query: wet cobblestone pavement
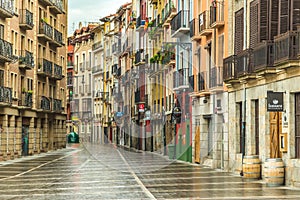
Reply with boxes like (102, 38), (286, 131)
(0, 143), (300, 199)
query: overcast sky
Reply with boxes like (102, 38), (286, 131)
(68, 0), (129, 35)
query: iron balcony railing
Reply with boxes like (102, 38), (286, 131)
(54, 64), (63, 79)
(274, 31), (298, 65)
(18, 92), (32, 107)
(253, 41), (274, 71)
(49, 0), (64, 13)
(189, 18), (199, 38)
(199, 10), (211, 33)
(92, 41), (103, 51)
(39, 96), (51, 110)
(173, 68), (189, 89)
(39, 21), (53, 39)
(0, 0), (14, 18)
(198, 71), (207, 91)
(210, 2), (224, 27)
(189, 75), (195, 91)
(53, 28), (63, 45)
(19, 50), (34, 69)
(223, 55), (236, 81)
(52, 98), (62, 112)
(171, 10), (190, 33)
(19, 9), (34, 29)
(0, 38), (14, 62)
(38, 58), (53, 76)
(92, 64), (102, 73)
(236, 49), (254, 77)
(0, 86), (12, 104)
(209, 66), (223, 88)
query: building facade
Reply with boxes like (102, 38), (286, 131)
(0, 0), (68, 160)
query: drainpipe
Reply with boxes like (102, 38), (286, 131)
(242, 0), (247, 157)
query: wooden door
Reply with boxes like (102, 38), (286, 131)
(270, 112), (282, 158)
(194, 126), (200, 163)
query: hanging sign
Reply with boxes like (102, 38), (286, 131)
(267, 91), (284, 112)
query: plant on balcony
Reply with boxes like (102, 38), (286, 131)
(27, 90), (33, 94)
(148, 20), (154, 27)
(150, 57), (156, 63)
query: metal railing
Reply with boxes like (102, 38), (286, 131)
(0, 38), (14, 61)
(19, 50), (34, 68)
(199, 10), (211, 33)
(223, 55), (236, 81)
(0, 0), (14, 17)
(18, 92), (32, 107)
(274, 31), (298, 64)
(236, 49), (254, 76)
(38, 58), (53, 76)
(54, 64), (63, 79)
(253, 41), (274, 71)
(210, 2), (224, 26)
(39, 21), (53, 39)
(0, 86), (12, 104)
(19, 9), (34, 28)
(209, 66), (223, 88)
(171, 10), (190, 32)
(39, 96), (51, 110)
(53, 28), (63, 45)
(198, 71), (207, 91)
(52, 98), (62, 112)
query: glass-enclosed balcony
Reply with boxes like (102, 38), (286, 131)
(0, 38), (14, 62)
(37, 58), (53, 77)
(38, 21), (53, 42)
(274, 31), (298, 67)
(18, 92), (32, 108)
(49, 0), (65, 14)
(19, 50), (34, 70)
(53, 64), (63, 80)
(0, 86), (12, 106)
(19, 9), (34, 30)
(0, 0), (14, 18)
(171, 10), (190, 38)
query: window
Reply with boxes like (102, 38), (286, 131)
(0, 70), (4, 86)
(0, 25), (4, 39)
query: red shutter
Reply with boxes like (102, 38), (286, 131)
(235, 8), (244, 54)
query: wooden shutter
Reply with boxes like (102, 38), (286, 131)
(270, 112), (282, 158)
(234, 8), (244, 55)
(270, 0), (279, 39)
(279, 0), (289, 34)
(0, 70), (3, 86)
(291, 0), (300, 31)
(295, 93), (300, 158)
(250, 0), (259, 48)
(260, 0), (268, 41)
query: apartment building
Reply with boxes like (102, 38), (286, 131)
(72, 23), (97, 142)
(224, 0), (300, 186)
(0, 0), (68, 160)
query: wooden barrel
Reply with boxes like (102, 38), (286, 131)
(264, 158), (285, 186)
(242, 155), (261, 179)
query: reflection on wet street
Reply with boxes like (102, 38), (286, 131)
(0, 143), (300, 199)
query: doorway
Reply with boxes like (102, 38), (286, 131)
(22, 125), (29, 156)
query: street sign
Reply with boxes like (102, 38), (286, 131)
(267, 91), (284, 112)
(138, 104), (145, 112)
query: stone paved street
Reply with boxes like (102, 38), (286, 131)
(0, 143), (300, 199)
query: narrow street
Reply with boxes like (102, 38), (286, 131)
(0, 144), (300, 200)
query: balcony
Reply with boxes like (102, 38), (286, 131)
(19, 50), (34, 70)
(236, 49), (255, 79)
(53, 64), (63, 80)
(49, 28), (63, 47)
(112, 40), (121, 55)
(52, 98), (62, 112)
(93, 90), (102, 99)
(189, 75), (195, 91)
(49, 0), (65, 14)
(189, 18), (201, 41)
(173, 68), (189, 91)
(253, 41), (276, 74)
(209, 66), (223, 92)
(0, 86), (12, 106)
(19, 9), (34, 30)
(134, 49), (145, 66)
(136, 15), (146, 32)
(198, 72), (208, 92)
(81, 111), (92, 120)
(92, 64), (103, 74)
(92, 41), (103, 51)
(0, 0), (14, 18)
(210, 2), (225, 29)
(171, 10), (190, 38)
(161, 51), (176, 67)
(223, 55), (237, 82)
(164, 0), (177, 24)
(18, 92), (33, 108)
(274, 31), (299, 68)
(38, 0), (52, 7)
(38, 96), (51, 111)
(37, 58), (53, 77)
(0, 38), (14, 62)
(38, 21), (53, 42)
(199, 10), (213, 36)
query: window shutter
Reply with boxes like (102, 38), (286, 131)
(234, 8), (244, 55)
(0, 70), (3, 86)
(280, 0), (289, 34)
(270, 0), (279, 39)
(292, 0), (300, 31)
(260, 0), (268, 41)
(218, 34), (224, 66)
(250, 0), (259, 48)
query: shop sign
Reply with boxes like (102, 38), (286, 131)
(267, 91), (284, 112)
